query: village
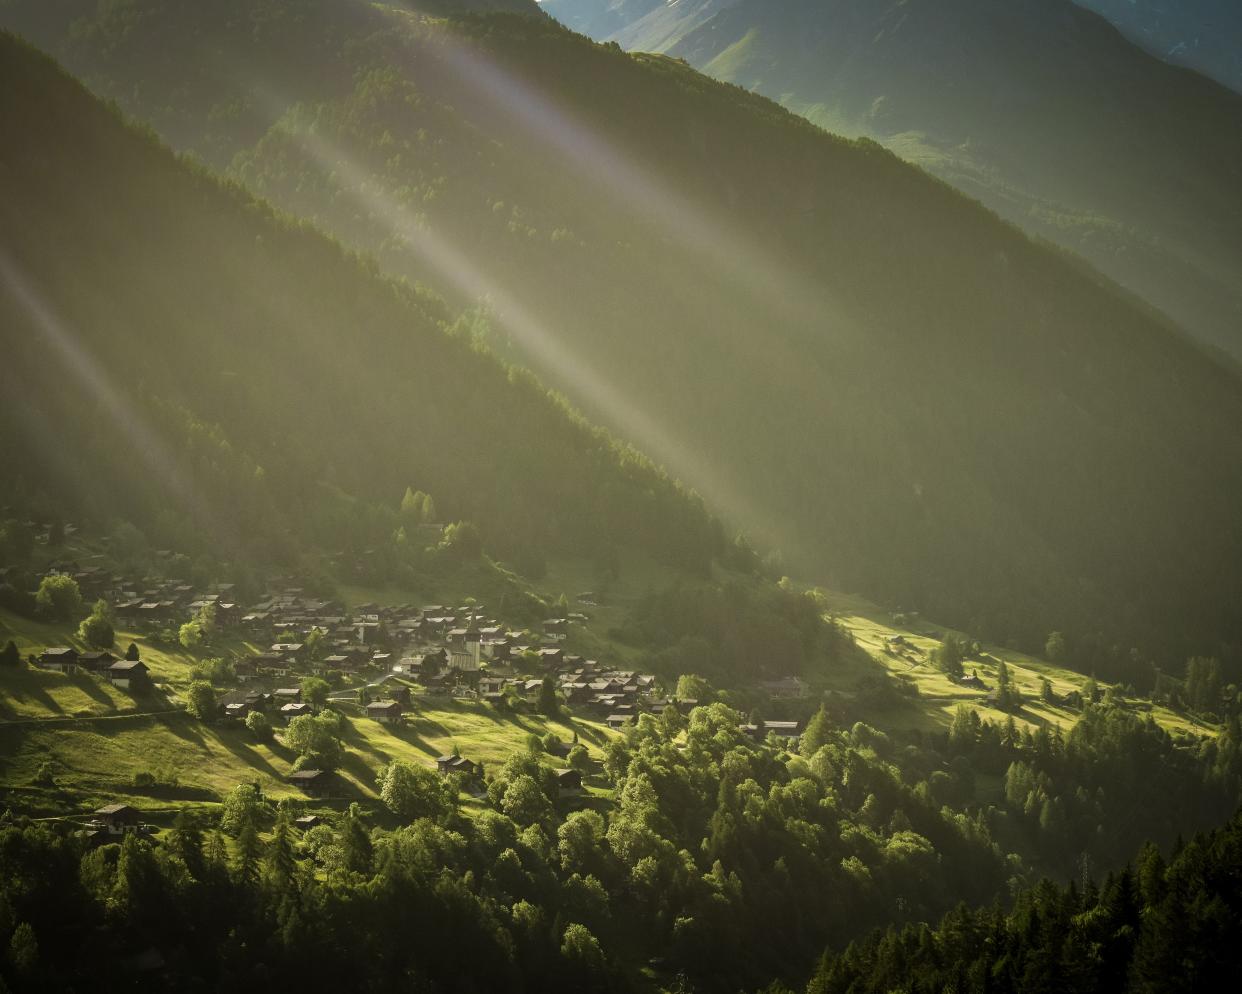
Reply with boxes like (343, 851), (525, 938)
(3, 531), (813, 838)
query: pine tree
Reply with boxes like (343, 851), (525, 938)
(264, 817), (296, 888)
(800, 705), (832, 757)
(234, 823), (261, 886)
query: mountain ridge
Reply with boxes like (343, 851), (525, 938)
(4, 5), (1242, 680)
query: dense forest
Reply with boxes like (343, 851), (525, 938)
(561, 0), (1242, 361)
(810, 807), (1242, 993)
(1, 690), (1237, 992)
(0, 30), (722, 581)
(4, 1), (1242, 684)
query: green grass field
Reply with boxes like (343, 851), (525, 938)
(812, 588), (1215, 738)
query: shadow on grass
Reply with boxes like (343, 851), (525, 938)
(0, 669), (64, 718)
(373, 718), (442, 761)
(69, 673), (115, 708)
(339, 751), (382, 791)
(209, 726), (287, 781)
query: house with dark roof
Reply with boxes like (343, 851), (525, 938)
(366, 700), (405, 725)
(107, 659), (149, 689)
(78, 650), (118, 673)
(280, 702), (312, 721)
(91, 803), (142, 837)
(38, 647), (79, 672)
(436, 755), (480, 779)
(287, 769), (330, 795)
(554, 768), (584, 796)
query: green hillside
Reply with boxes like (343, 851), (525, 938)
(0, 28), (721, 582)
(1077, 0), (1242, 93)
(609, 0), (1242, 360)
(5, 4), (1242, 687)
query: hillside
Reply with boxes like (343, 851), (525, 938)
(1077, 0), (1242, 93)
(570, 0), (1242, 363)
(0, 27), (722, 583)
(5, 5), (1242, 685)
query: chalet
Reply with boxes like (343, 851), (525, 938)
(270, 643), (306, 663)
(761, 720), (801, 740)
(537, 648), (565, 668)
(959, 673), (988, 690)
(253, 653), (289, 677)
(542, 618), (568, 639)
(287, 769), (330, 796)
(273, 687), (303, 704)
(214, 602), (242, 626)
(554, 768), (584, 795)
(366, 700), (405, 725)
(108, 660), (149, 689)
(482, 639), (512, 662)
(321, 654), (353, 673)
(545, 738), (573, 759)
(478, 676), (507, 696)
(78, 650), (118, 673)
(436, 755), (480, 778)
(448, 644), (481, 672)
(241, 611), (272, 631)
(92, 803), (142, 837)
(39, 647), (79, 672)
(591, 693), (625, 714)
(281, 702), (312, 721)
(295, 815), (323, 830)
(605, 713), (633, 730)
(224, 702), (254, 721)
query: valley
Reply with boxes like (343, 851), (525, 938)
(1, 3), (1241, 991)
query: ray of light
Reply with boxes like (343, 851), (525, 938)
(278, 123), (767, 529)
(0, 249), (234, 550)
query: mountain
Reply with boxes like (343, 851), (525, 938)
(0, 27), (722, 583)
(6, 2), (1242, 680)
(544, 0), (736, 52)
(557, 0), (1242, 364)
(540, 0), (663, 39)
(1077, 0), (1242, 94)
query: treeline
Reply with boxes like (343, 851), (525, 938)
(808, 807), (1242, 993)
(612, 580), (863, 684)
(0, 32), (723, 582)
(939, 703), (1242, 878)
(1, 696), (1238, 991)
(0, 703), (1014, 992)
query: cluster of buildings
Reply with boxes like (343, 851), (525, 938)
(35, 646), (150, 689)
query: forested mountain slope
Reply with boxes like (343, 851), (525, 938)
(1076, 0), (1242, 94)
(6, 2), (1242, 680)
(578, 0), (1242, 362)
(811, 807), (1242, 993)
(0, 30), (720, 578)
